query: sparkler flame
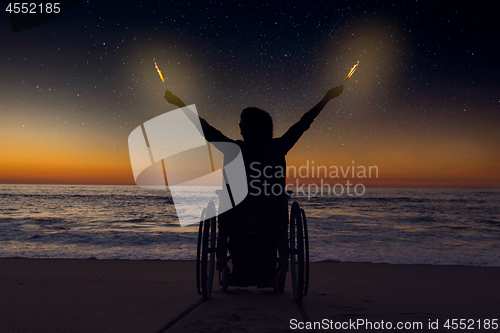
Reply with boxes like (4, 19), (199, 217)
(153, 58), (166, 86)
(345, 61), (359, 81)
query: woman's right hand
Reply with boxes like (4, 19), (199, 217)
(164, 90), (186, 108)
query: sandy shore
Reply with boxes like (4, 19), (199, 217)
(1, 259), (499, 332)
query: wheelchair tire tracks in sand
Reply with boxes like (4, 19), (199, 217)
(162, 287), (310, 332)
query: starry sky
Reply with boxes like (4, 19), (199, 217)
(1, 0), (499, 187)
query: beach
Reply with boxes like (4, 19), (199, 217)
(1, 259), (499, 332)
(1, 186), (499, 331)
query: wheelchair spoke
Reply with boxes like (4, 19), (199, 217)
(290, 202), (305, 304)
(201, 202), (217, 300)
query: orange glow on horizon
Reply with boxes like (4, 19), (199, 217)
(2, 135), (499, 187)
(0, 116), (135, 185)
(1, 104), (499, 187)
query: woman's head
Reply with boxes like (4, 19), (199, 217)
(239, 107), (273, 142)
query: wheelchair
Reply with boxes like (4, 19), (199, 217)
(196, 191), (309, 304)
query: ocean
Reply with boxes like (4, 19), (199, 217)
(0, 185), (499, 266)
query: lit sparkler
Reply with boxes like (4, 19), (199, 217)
(153, 58), (166, 87)
(345, 61), (359, 81)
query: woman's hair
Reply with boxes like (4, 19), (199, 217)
(239, 107), (273, 141)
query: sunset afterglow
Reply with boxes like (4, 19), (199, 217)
(1, 2), (498, 187)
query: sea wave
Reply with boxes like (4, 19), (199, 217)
(1, 185), (499, 266)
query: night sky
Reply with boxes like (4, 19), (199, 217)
(1, 1), (499, 186)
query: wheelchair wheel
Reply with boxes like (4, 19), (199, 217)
(300, 208), (310, 296)
(290, 202), (308, 304)
(196, 208), (206, 295)
(199, 201), (217, 300)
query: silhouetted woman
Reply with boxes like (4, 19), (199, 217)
(165, 86), (343, 285)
